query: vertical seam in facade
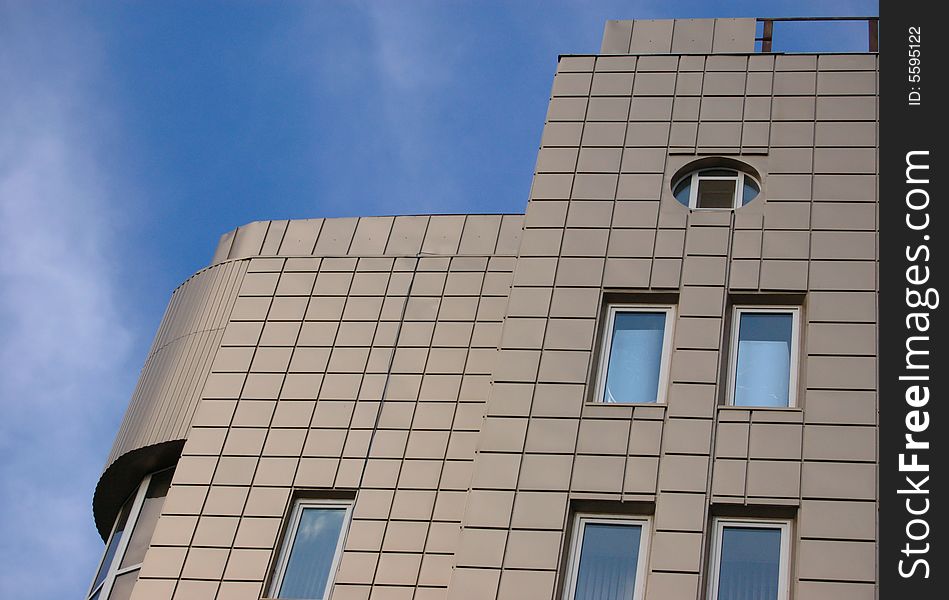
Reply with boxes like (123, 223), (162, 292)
(363, 252), (431, 594)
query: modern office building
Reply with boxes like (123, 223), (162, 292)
(88, 16), (879, 600)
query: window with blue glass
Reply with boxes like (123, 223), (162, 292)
(595, 305), (674, 404)
(270, 500), (352, 600)
(728, 307), (800, 408)
(709, 520), (790, 600)
(564, 516), (650, 600)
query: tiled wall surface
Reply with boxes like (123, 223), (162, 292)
(211, 215), (525, 265)
(97, 19), (878, 600)
(450, 50), (877, 600)
(130, 253), (515, 599)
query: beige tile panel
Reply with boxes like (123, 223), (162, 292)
(552, 72), (592, 97)
(797, 539), (876, 582)
(799, 499), (876, 540)
(748, 423), (802, 460)
(714, 422), (749, 459)
(654, 492), (706, 532)
(815, 122), (877, 147)
(629, 19), (674, 53)
(595, 55), (637, 72)
(804, 390), (876, 425)
(577, 419), (630, 454)
(504, 529), (562, 569)
(711, 458), (746, 497)
(669, 19), (714, 54)
(807, 323), (876, 355)
(649, 531), (704, 572)
(496, 570), (556, 600)
(567, 201), (614, 228)
(745, 460), (800, 498)
(818, 54), (877, 71)
(518, 454), (572, 491)
(541, 121), (583, 146)
(658, 455), (709, 493)
(794, 581), (875, 600)
(557, 56), (595, 73)
(763, 203), (811, 230)
(644, 572), (700, 600)
(662, 418), (712, 455)
(667, 383), (716, 419)
(803, 425), (876, 462)
(817, 96), (876, 121)
(802, 462), (875, 500)
(448, 568), (500, 600)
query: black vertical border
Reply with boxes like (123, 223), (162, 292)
(880, 1), (943, 597)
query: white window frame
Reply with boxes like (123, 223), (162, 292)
(707, 518), (792, 600)
(594, 304), (675, 404)
(269, 499), (353, 600)
(86, 469), (169, 600)
(562, 514), (651, 600)
(674, 168), (760, 210)
(727, 306), (801, 408)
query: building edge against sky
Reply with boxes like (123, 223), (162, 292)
(89, 16), (878, 600)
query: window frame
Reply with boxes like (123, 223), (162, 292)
(673, 168), (761, 210)
(268, 498), (354, 600)
(707, 518), (792, 600)
(562, 514), (652, 600)
(593, 304), (675, 405)
(726, 306), (801, 408)
(86, 468), (170, 600)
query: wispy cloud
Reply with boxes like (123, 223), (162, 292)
(360, 1), (471, 212)
(0, 4), (137, 597)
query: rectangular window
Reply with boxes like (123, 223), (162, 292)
(270, 500), (352, 600)
(709, 519), (791, 600)
(595, 305), (674, 404)
(564, 515), (650, 600)
(728, 307), (800, 407)
(696, 178), (738, 208)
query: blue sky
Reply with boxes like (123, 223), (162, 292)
(0, 1), (876, 597)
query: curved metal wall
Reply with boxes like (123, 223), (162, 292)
(94, 260), (247, 534)
(104, 259), (248, 467)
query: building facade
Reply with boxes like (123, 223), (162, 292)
(88, 17), (879, 600)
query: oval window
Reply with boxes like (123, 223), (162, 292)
(672, 168), (760, 209)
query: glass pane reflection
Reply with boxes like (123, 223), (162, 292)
(734, 313), (793, 407)
(574, 522), (642, 600)
(603, 312), (666, 404)
(718, 526), (782, 600)
(674, 179), (692, 206)
(741, 179), (760, 205)
(120, 469), (173, 569)
(91, 499), (132, 593)
(278, 507), (347, 599)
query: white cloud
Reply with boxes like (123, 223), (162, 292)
(358, 2), (470, 211)
(0, 5), (137, 597)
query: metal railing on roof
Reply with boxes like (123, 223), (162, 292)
(756, 16), (880, 53)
